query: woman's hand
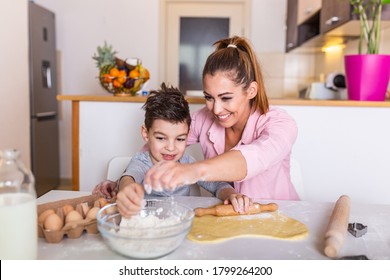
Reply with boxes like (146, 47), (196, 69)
(92, 180), (117, 198)
(144, 161), (200, 192)
(223, 193), (253, 214)
(116, 182), (145, 218)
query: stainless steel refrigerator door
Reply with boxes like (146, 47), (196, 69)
(31, 116), (60, 197)
(29, 2), (60, 196)
(29, 2), (58, 116)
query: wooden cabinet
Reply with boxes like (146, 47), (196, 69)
(321, 0), (390, 35)
(320, 0), (354, 34)
(285, 0), (321, 52)
(286, 0), (390, 52)
(285, 0), (298, 52)
(297, 0), (321, 25)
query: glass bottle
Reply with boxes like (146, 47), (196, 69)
(0, 148), (37, 259)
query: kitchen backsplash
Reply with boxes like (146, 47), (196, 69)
(258, 51), (317, 99)
(262, 28), (390, 99)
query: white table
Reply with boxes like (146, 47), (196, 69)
(37, 190), (390, 260)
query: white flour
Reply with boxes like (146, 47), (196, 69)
(107, 210), (188, 259)
(119, 212), (181, 236)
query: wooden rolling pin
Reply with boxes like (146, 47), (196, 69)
(194, 202), (278, 217)
(324, 195), (351, 258)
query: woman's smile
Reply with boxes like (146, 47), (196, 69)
(216, 112), (232, 122)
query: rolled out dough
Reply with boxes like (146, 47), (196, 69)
(187, 212), (309, 243)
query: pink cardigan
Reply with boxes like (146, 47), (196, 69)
(188, 106), (300, 200)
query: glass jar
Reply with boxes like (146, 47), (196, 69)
(0, 148), (37, 259)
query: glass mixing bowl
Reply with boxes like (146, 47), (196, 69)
(97, 199), (194, 259)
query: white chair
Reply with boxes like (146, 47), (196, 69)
(290, 157), (305, 200)
(106, 156), (201, 196)
(106, 156), (132, 181)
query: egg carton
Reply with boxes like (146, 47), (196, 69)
(37, 194), (115, 243)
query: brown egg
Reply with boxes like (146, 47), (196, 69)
(97, 197), (109, 208)
(79, 202), (90, 217)
(105, 204), (117, 215)
(38, 209), (55, 225)
(65, 210), (83, 223)
(44, 213), (64, 231)
(86, 207), (100, 220)
(62, 204), (74, 216)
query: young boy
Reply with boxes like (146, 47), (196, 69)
(95, 83), (252, 217)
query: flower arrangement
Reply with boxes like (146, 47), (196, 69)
(349, 0), (390, 54)
(92, 42), (150, 95)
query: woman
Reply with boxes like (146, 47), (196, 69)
(144, 36), (299, 200)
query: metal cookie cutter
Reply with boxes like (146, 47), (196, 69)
(340, 255), (369, 260)
(348, 223), (367, 237)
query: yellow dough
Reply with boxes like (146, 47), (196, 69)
(187, 212), (309, 243)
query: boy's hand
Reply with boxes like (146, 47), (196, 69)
(116, 182), (145, 218)
(92, 180), (117, 198)
(224, 194), (253, 214)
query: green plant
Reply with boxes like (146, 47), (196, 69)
(349, 0), (390, 54)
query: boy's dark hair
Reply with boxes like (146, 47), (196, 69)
(142, 83), (191, 130)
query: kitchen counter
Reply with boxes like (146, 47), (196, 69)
(57, 94), (390, 205)
(58, 94), (390, 107)
(37, 190), (390, 260)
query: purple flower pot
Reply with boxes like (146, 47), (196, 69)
(344, 54), (390, 101)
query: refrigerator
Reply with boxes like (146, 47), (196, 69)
(29, 2), (60, 196)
